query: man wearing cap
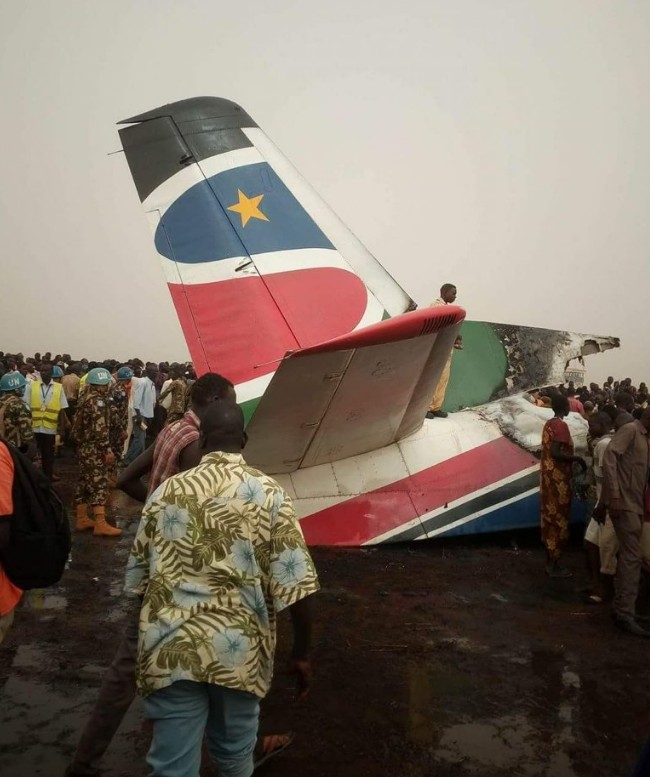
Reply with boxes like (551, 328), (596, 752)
(0, 372), (34, 454)
(23, 363), (68, 481)
(71, 367), (121, 537)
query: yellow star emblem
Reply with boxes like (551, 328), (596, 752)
(227, 189), (269, 227)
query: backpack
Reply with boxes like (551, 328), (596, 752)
(0, 439), (71, 589)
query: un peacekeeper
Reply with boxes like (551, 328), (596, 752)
(109, 367), (133, 461)
(106, 367), (133, 486)
(0, 372), (34, 453)
(71, 367), (122, 537)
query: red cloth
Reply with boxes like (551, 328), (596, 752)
(540, 417), (574, 560)
(568, 397), (584, 414)
(147, 410), (200, 497)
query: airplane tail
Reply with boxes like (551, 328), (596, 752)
(118, 97), (413, 414)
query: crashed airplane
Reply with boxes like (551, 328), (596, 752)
(117, 97), (618, 546)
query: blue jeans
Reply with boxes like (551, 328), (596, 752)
(123, 419), (149, 465)
(143, 680), (260, 777)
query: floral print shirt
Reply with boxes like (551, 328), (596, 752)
(125, 451), (319, 699)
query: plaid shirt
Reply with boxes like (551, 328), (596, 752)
(148, 410), (200, 497)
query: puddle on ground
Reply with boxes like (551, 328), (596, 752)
(21, 590), (68, 611)
(0, 669), (146, 776)
(407, 647), (581, 776)
(437, 714), (536, 770)
(11, 644), (49, 669)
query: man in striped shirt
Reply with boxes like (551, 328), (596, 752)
(118, 373), (235, 502)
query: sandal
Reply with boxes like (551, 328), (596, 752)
(254, 732), (295, 769)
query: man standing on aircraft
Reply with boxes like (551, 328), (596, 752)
(426, 283), (462, 420)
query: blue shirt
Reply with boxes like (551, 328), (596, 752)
(131, 377), (156, 419)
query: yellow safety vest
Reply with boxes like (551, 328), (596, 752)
(30, 381), (63, 431)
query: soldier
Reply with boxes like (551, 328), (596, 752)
(158, 365), (188, 425)
(71, 367), (122, 537)
(0, 372), (34, 453)
(108, 367), (133, 479)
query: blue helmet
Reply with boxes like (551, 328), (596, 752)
(0, 371), (27, 393)
(87, 367), (112, 386)
(52, 365), (64, 378)
(117, 366), (134, 381)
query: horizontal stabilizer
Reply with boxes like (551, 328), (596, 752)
(244, 306), (465, 474)
(443, 321), (620, 412)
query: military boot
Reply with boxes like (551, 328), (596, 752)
(75, 503), (95, 532)
(92, 506), (122, 537)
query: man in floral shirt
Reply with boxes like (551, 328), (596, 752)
(125, 401), (319, 777)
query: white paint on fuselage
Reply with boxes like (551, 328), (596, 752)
(279, 395), (588, 533)
(276, 408), (500, 509)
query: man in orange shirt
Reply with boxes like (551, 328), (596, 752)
(0, 440), (22, 644)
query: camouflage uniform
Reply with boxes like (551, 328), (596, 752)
(108, 382), (130, 459)
(72, 387), (112, 506)
(0, 393), (34, 450)
(163, 378), (188, 425)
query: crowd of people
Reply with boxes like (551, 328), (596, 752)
(0, 349), (319, 777)
(536, 377), (650, 637)
(1, 346), (649, 774)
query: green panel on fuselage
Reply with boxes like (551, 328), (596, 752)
(241, 397), (260, 426)
(442, 322), (508, 412)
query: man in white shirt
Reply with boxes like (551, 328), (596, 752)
(123, 366), (157, 466)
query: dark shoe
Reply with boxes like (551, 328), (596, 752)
(634, 613), (650, 624)
(425, 411), (435, 419)
(614, 616), (650, 637)
(432, 411), (448, 418)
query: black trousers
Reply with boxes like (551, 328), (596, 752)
(35, 432), (56, 480)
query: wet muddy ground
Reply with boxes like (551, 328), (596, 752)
(1, 455), (648, 777)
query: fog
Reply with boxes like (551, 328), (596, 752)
(1, 1), (647, 384)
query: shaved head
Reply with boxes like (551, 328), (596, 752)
(199, 401), (246, 454)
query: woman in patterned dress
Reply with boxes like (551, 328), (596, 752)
(540, 393), (586, 577)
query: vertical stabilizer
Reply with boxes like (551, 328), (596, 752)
(118, 97), (412, 407)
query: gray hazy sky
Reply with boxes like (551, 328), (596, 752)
(1, 1), (647, 384)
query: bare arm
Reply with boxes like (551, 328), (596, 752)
(117, 445), (155, 503)
(288, 595), (314, 701)
(551, 441), (585, 467)
(289, 595), (313, 659)
(178, 439), (202, 472)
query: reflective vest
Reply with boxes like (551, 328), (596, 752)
(30, 381), (63, 431)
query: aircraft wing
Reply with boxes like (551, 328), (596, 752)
(244, 306), (465, 474)
(442, 321), (620, 412)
